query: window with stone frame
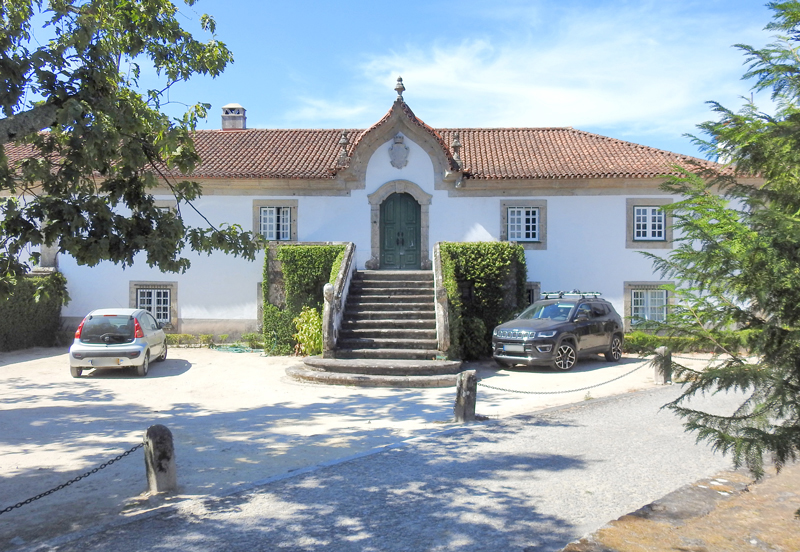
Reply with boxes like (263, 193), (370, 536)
(252, 200), (298, 242)
(500, 200), (547, 250)
(626, 198), (673, 249)
(130, 281), (178, 329)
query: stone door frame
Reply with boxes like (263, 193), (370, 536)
(366, 180), (432, 270)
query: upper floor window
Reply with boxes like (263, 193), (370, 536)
(634, 206), (665, 241)
(507, 207), (539, 241)
(626, 198), (672, 249)
(260, 206), (291, 241)
(500, 200), (547, 250)
(252, 200), (298, 242)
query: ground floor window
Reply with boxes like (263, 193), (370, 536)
(623, 281), (672, 331)
(631, 289), (667, 324)
(137, 289), (171, 324)
(526, 282), (541, 305)
(130, 281), (178, 329)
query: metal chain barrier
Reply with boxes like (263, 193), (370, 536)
(0, 442), (144, 516)
(477, 362), (649, 395)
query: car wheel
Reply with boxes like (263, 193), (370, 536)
(605, 335), (623, 362)
(156, 341), (167, 362)
(552, 342), (577, 371)
(70, 366), (82, 378)
(136, 353), (150, 377)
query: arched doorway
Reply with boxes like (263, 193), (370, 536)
(380, 192), (421, 269)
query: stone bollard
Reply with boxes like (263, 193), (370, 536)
(654, 346), (672, 385)
(453, 370), (478, 422)
(144, 424), (177, 494)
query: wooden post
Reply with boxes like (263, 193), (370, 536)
(144, 424), (177, 494)
(454, 370), (477, 422)
(654, 346), (672, 385)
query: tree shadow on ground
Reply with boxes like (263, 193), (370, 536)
(54, 427), (588, 552)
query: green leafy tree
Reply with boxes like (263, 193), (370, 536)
(648, 2), (800, 479)
(0, 0), (258, 296)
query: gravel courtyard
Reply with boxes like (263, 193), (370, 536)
(1, 346), (664, 549)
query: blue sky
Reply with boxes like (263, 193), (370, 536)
(151, 0), (775, 158)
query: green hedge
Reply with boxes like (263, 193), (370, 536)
(622, 329), (760, 354)
(440, 242), (527, 360)
(262, 244), (346, 355)
(0, 272), (69, 351)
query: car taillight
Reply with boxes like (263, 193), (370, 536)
(134, 318), (144, 338)
(75, 319), (86, 339)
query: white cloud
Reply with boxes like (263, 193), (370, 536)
(279, 2), (772, 144)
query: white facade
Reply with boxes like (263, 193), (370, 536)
(58, 99), (690, 335)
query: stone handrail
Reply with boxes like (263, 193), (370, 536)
(432, 243), (451, 354)
(322, 242), (356, 358)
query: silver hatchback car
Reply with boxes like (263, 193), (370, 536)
(69, 308), (168, 378)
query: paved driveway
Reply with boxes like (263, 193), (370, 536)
(0, 347), (665, 550)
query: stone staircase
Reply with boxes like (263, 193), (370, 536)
(337, 270), (440, 360)
(291, 270), (462, 387)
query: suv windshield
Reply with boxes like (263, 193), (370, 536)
(517, 301), (576, 321)
(80, 315), (135, 344)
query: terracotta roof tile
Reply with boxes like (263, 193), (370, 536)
(3, 123), (724, 181)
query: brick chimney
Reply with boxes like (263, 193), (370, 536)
(221, 103), (246, 130)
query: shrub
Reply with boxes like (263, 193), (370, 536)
(293, 306), (323, 356)
(199, 334), (214, 346)
(262, 304), (295, 355)
(241, 332), (264, 349)
(0, 272), (69, 351)
(439, 242), (527, 360)
(262, 244), (345, 355)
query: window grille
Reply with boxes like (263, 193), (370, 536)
(634, 206), (665, 240)
(137, 289), (171, 323)
(260, 207), (291, 240)
(631, 289), (667, 323)
(508, 207), (538, 241)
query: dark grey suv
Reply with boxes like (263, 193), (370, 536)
(491, 292), (624, 370)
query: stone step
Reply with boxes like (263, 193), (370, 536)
(338, 337), (439, 350)
(302, 356), (461, 376)
(346, 302), (434, 312)
(344, 310), (436, 321)
(334, 348), (442, 360)
(354, 272), (433, 283)
(351, 286), (433, 295)
(352, 278), (433, 286)
(286, 364), (458, 388)
(341, 319), (436, 329)
(339, 328), (437, 340)
(347, 294), (432, 304)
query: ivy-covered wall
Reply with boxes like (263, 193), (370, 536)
(439, 242), (527, 360)
(262, 243), (345, 354)
(0, 271), (69, 351)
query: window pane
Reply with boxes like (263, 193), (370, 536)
(138, 289), (170, 323)
(277, 207), (291, 241)
(634, 206), (665, 240)
(260, 207), (276, 240)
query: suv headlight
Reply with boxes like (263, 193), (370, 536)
(536, 331), (557, 338)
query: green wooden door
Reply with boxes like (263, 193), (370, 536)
(380, 193), (421, 270)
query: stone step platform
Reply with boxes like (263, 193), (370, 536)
(347, 294), (433, 304)
(354, 270), (433, 282)
(287, 357), (462, 388)
(334, 347), (442, 360)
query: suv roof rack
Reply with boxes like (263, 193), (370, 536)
(541, 290), (602, 299)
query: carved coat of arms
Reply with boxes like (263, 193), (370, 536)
(388, 133), (409, 169)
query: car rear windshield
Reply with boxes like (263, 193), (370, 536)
(518, 302), (576, 321)
(80, 315), (136, 344)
